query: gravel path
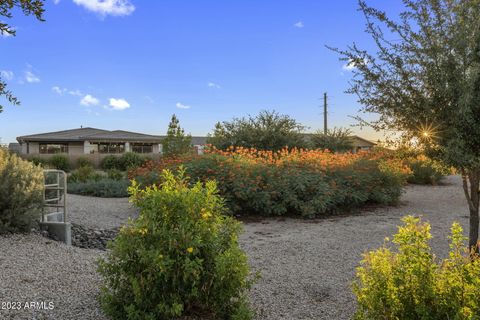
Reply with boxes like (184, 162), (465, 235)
(67, 194), (137, 229)
(0, 176), (470, 319)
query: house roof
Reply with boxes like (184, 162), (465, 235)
(302, 133), (376, 147)
(17, 127), (164, 143)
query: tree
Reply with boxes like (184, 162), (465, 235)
(310, 127), (354, 152)
(331, 0), (480, 249)
(162, 114), (192, 156)
(207, 110), (308, 151)
(0, 0), (45, 112)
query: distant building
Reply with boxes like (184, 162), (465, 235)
(16, 127), (208, 155)
(349, 135), (377, 153)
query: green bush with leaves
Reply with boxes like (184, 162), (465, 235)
(0, 148), (43, 233)
(68, 178), (129, 198)
(310, 127), (354, 152)
(48, 154), (70, 171)
(98, 168), (253, 319)
(101, 155), (120, 171)
(29, 156), (48, 167)
(353, 216), (480, 320)
(76, 157), (93, 168)
(107, 168), (124, 180)
(118, 152), (146, 170)
(68, 166), (104, 183)
(406, 157), (450, 185)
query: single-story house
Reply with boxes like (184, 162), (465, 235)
(16, 127), (208, 155)
(350, 135), (377, 152)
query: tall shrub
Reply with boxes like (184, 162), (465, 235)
(162, 114), (192, 157)
(48, 154), (70, 171)
(353, 216), (480, 320)
(98, 168), (253, 319)
(0, 148), (43, 233)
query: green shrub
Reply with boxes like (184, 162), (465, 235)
(98, 168), (253, 319)
(76, 157), (93, 168)
(30, 156), (48, 167)
(107, 169), (124, 180)
(0, 148), (43, 233)
(68, 179), (129, 198)
(101, 155), (120, 170)
(48, 154), (70, 171)
(406, 157), (449, 185)
(131, 151), (408, 217)
(68, 166), (104, 183)
(118, 152), (145, 170)
(353, 216), (480, 320)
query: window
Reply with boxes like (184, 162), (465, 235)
(39, 143), (69, 154)
(131, 143), (153, 153)
(96, 143), (125, 154)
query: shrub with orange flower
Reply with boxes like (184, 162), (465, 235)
(131, 146), (409, 217)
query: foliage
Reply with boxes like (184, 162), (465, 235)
(101, 153), (147, 171)
(98, 168), (253, 319)
(131, 147), (409, 217)
(405, 156), (450, 185)
(68, 179), (129, 198)
(101, 155), (120, 171)
(331, 0), (480, 247)
(207, 110), (308, 151)
(107, 169), (124, 181)
(29, 156), (48, 167)
(68, 166), (104, 183)
(76, 157), (93, 168)
(353, 216), (480, 320)
(162, 114), (192, 157)
(118, 152), (146, 170)
(310, 127), (354, 152)
(0, 148), (43, 233)
(0, 0), (45, 112)
(48, 154), (70, 172)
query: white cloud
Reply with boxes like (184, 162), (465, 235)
(80, 94), (100, 106)
(342, 58), (369, 71)
(25, 70), (40, 83)
(176, 102), (190, 109)
(108, 98), (130, 110)
(52, 86), (65, 95)
(73, 0), (135, 16)
(207, 82), (221, 89)
(293, 21), (304, 28)
(68, 89), (83, 96)
(0, 70), (14, 81)
(0, 27), (15, 38)
(53, 0), (61, 4)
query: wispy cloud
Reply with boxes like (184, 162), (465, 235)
(0, 27), (15, 38)
(72, 0), (135, 17)
(176, 102), (190, 109)
(293, 21), (304, 28)
(69, 89), (83, 96)
(53, 0), (61, 4)
(52, 86), (65, 95)
(108, 98), (130, 110)
(80, 94), (100, 106)
(342, 58), (369, 72)
(207, 82), (221, 89)
(0, 70), (14, 81)
(25, 70), (40, 83)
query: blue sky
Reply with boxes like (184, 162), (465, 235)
(0, 0), (403, 143)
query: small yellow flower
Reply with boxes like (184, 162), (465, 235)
(139, 228), (148, 235)
(186, 247), (194, 253)
(201, 208), (212, 220)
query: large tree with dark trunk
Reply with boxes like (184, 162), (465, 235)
(332, 0), (480, 249)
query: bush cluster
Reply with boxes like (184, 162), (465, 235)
(98, 168), (253, 319)
(354, 216), (480, 320)
(68, 179), (129, 198)
(100, 152), (148, 171)
(0, 148), (43, 233)
(131, 147), (409, 217)
(30, 154), (71, 171)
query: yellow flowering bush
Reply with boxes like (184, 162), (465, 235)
(353, 216), (480, 320)
(98, 168), (253, 319)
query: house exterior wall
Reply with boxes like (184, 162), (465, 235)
(28, 142), (39, 154)
(68, 142), (84, 155)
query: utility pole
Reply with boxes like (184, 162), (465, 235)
(323, 92), (328, 135)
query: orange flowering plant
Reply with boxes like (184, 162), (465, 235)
(130, 146), (410, 217)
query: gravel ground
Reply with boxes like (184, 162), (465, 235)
(0, 176), (470, 319)
(67, 194), (137, 229)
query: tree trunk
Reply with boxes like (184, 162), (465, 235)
(461, 168), (480, 252)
